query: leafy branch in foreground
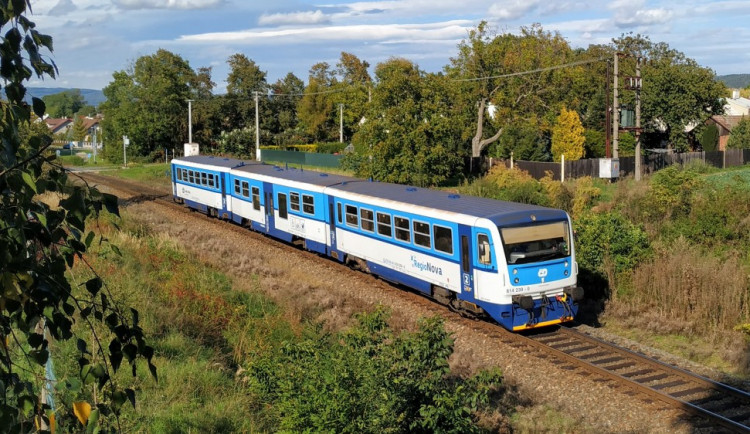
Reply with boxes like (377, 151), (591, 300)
(0, 1), (155, 431)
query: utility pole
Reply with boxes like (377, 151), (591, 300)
(92, 127), (98, 164)
(339, 104), (344, 143)
(254, 91), (260, 161)
(187, 99), (193, 143)
(635, 57), (642, 181)
(605, 59), (611, 158)
(612, 53), (619, 159)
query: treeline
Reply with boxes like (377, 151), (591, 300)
(99, 22), (727, 186)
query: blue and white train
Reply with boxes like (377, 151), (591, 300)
(171, 155), (584, 331)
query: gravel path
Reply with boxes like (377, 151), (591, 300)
(90, 176), (712, 433)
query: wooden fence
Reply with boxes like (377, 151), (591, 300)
(508, 149), (750, 181)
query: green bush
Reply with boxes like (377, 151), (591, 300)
(248, 308), (504, 433)
(575, 211), (650, 276)
(315, 141), (348, 154)
(642, 165), (704, 220)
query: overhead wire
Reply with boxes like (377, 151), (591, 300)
(451, 57), (607, 82)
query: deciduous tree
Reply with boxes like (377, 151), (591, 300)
(298, 62), (336, 142)
(101, 50), (196, 161)
(551, 107), (585, 161)
(0, 2), (155, 431)
(42, 89), (85, 118)
(613, 34), (726, 151)
(347, 59), (463, 186)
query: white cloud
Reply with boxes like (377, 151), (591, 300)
(47, 0), (76, 16)
(614, 7), (674, 28)
(258, 10), (330, 26)
(112, 0), (224, 10)
(488, 0), (542, 20)
(178, 20), (473, 45)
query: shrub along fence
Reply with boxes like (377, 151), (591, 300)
(507, 149), (750, 181)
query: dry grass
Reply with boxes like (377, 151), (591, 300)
(604, 237), (750, 373)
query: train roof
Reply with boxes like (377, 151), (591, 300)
(233, 163), (359, 187)
(172, 155), (253, 169)
(329, 180), (567, 226)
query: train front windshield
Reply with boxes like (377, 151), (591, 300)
(501, 221), (570, 265)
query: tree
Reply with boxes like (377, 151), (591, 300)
(551, 107), (585, 161)
(346, 59), (463, 186)
(298, 62), (336, 142)
(71, 115), (88, 141)
(727, 117), (750, 149)
(447, 22), (583, 166)
(224, 54), (268, 132)
(226, 54), (267, 98)
(101, 49), (196, 161)
(331, 52), (372, 143)
(268, 72), (304, 145)
(0, 2), (155, 431)
(42, 89), (85, 117)
(613, 34), (726, 151)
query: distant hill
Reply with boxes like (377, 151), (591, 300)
(717, 74), (750, 89)
(25, 87), (106, 108)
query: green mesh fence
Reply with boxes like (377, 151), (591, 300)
(260, 149), (342, 168)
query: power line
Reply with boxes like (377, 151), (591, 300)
(452, 57), (606, 82)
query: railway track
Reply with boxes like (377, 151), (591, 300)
(473, 322), (750, 433)
(77, 170), (750, 433)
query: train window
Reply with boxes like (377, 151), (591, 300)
(394, 217), (410, 243)
(278, 193), (288, 219)
(181, 169), (187, 181)
(434, 225), (453, 254)
(360, 208), (374, 232)
(175, 169), (181, 181)
(188, 170), (195, 184)
(377, 212), (392, 237)
(337, 203), (342, 224)
(478, 234), (491, 265)
(234, 179), (241, 195)
(302, 195), (314, 214)
(252, 186), (260, 211)
(207, 174), (215, 188)
(242, 181), (249, 198)
(290, 192), (300, 212)
(201, 172), (207, 186)
(501, 221), (570, 265)
(345, 205), (358, 227)
(413, 221), (431, 248)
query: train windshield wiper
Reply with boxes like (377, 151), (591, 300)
(509, 247), (560, 264)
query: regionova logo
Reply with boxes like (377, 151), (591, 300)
(410, 256), (443, 276)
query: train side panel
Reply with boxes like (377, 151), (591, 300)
(331, 195), (463, 294)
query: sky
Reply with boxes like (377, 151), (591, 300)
(24, 0), (750, 94)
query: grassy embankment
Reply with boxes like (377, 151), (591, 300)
(459, 162), (750, 376)
(50, 202), (527, 432)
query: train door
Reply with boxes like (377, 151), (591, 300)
(459, 229), (474, 295)
(328, 197), (337, 253)
(263, 182), (274, 233)
(473, 229), (496, 302)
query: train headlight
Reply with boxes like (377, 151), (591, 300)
(512, 269), (518, 275)
(514, 277), (519, 284)
(564, 270), (569, 276)
(564, 261), (569, 268)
